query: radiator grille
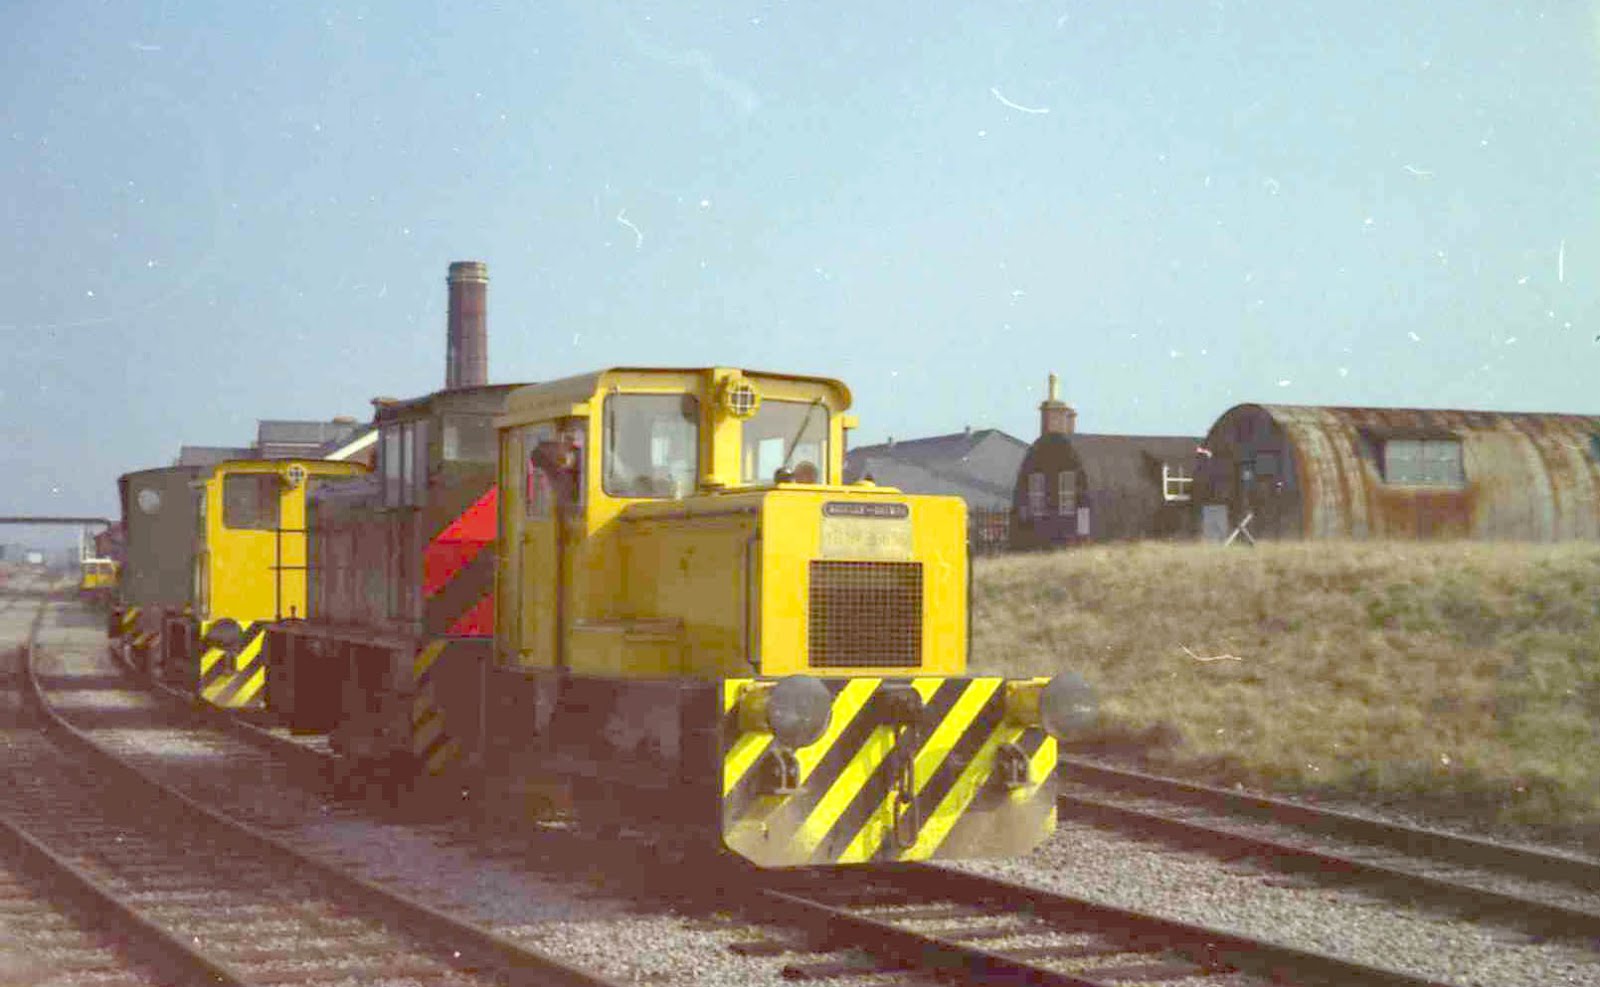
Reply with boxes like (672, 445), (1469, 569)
(808, 561), (923, 668)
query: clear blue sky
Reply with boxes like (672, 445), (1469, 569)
(4, 1), (1598, 539)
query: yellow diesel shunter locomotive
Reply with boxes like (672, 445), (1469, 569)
(78, 557), (119, 603)
(292, 366), (1092, 867)
(112, 459), (365, 706)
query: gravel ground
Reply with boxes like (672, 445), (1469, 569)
(949, 820), (1600, 987)
(33, 594), (1600, 987)
(0, 596), (166, 987)
(29, 606), (833, 987)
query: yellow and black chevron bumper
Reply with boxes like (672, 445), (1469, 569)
(125, 609), (159, 671)
(109, 606), (140, 640)
(721, 677), (1057, 868)
(410, 639), (463, 777)
(196, 620), (268, 709)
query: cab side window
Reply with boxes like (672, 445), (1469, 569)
(522, 424), (555, 518)
(381, 421), (429, 509)
(526, 419), (589, 515)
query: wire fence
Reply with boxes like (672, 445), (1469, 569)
(969, 507), (1012, 555)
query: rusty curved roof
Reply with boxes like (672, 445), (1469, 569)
(1218, 403), (1600, 540)
(1255, 403), (1600, 438)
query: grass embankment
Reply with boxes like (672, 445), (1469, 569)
(971, 541), (1600, 841)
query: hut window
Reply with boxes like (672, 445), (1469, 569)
(1255, 452), (1279, 476)
(1056, 471), (1077, 515)
(1162, 463), (1192, 502)
(1382, 438), (1464, 486)
(1027, 472), (1046, 519)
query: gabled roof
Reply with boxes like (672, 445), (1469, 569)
(846, 454), (1013, 509)
(845, 428), (1028, 510)
(847, 428), (1028, 464)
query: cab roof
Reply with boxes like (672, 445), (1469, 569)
(498, 367), (853, 427)
(372, 383), (524, 425)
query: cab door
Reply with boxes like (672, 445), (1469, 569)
(516, 423), (557, 667)
(510, 419), (587, 669)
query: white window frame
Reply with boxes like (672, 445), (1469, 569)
(1162, 463), (1193, 502)
(1057, 470), (1076, 516)
(1382, 438), (1464, 486)
(1027, 472), (1046, 519)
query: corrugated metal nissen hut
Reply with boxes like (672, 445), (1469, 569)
(1193, 404), (1600, 541)
(1010, 375), (1200, 548)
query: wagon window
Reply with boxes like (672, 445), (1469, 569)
(407, 420), (429, 506)
(443, 414), (496, 463)
(381, 425), (402, 507)
(222, 474), (280, 530)
(603, 393), (699, 498)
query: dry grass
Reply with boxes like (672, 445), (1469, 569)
(971, 541), (1600, 835)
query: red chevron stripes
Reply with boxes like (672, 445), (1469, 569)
(448, 594), (494, 636)
(423, 487), (498, 598)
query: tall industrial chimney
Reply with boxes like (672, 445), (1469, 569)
(446, 260), (488, 389)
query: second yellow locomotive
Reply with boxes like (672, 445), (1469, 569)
(268, 366), (1092, 866)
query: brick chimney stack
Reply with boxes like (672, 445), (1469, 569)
(445, 261), (488, 389)
(1039, 372), (1076, 437)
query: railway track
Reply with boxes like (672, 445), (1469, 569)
(44, 591), (1580, 985)
(0, 843), (172, 987)
(7, 594), (622, 987)
(1060, 757), (1600, 942)
(1, 599), (171, 986)
(735, 861), (1464, 986)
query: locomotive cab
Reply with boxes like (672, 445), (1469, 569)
(158, 459), (367, 708)
(488, 367), (1092, 866)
